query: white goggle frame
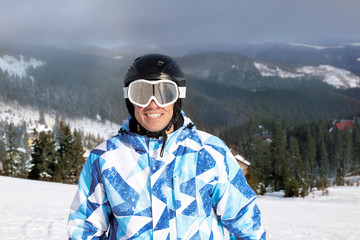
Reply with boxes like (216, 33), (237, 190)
(123, 79), (186, 108)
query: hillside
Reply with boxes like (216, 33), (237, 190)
(185, 77), (360, 131)
(1, 44), (360, 135)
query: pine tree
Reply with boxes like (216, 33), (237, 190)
(327, 129), (340, 176)
(328, 128), (342, 176)
(0, 138), (6, 174)
(28, 130), (57, 181)
(56, 121), (74, 183)
(4, 123), (18, 177)
(352, 126), (360, 174)
(284, 136), (303, 197)
(335, 167), (345, 186)
(301, 127), (315, 189)
(70, 129), (85, 183)
(243, 118), (270, 194)
(270, 123), (287, 191)
(342, 128), (353, 174)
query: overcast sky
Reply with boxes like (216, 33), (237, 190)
(1, 0), (359, 50)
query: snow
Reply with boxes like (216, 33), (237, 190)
(254, 62), (360, 89)
(0, 55), (44, 79)
(0, 176), (359, 240)
(234, 154), (251, 166)
(254, 62), (303, 78)
(346, 43), (360, 46)
(258, 185), (360, 239)
(297, 65), (360, 89)
(289, 42), (344, 50)
(112, 56), (123, 60)
(0, 99), (121, 141)
(0, 176), (77, 240)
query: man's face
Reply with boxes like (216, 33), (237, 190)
(134, 100), (174, 133)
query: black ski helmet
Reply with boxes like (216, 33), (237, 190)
(123, 53), (186, 116)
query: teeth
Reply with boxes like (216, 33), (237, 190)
(147, 113), (161, 118)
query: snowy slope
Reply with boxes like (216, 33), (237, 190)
(289, 42), (344, 50)
(0, 99), (121, 141)
(259, 185), (360, 239)
(254, 62), (360, 89)
(0, 176), (359, 240)
(0, 54), (44, 79)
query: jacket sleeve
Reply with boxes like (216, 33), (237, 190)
(210, 146), (266, 240)
(67, 150), (111, 239)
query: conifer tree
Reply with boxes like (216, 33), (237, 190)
(0, 139), (6, 174)
(270, 123), (287, 191)
(70, 129), (85, 183)
(316, 135), (329, 190)
(4, 123), (18, 177)
(244, 118), (270, 194)
(284, 136), (303, 197)
(56, 121), (74, 183)
(28, 131), (57, 181)
(328, 128), (342, 176)
(352, 126), (360, 173)
(342, 128), (353, 174)
(335, 167), (345, 186)
(302, 128), (316, 188)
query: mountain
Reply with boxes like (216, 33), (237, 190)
(251, 42), (360, 75)
(0, 46), (132, 124)
(178, 50), (360, 90)
(1, 43), (360, 138)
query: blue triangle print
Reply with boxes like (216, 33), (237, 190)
(180, 177), (196, 197)
(106, 139), (117, 151)
(182, 199), (198, 216)
(91, 149), (105, 157)
(134, 207), (152, 217)
(189, 231), (201, 240)
(150, 158), (165, 174)
(196, 149), (216, 176)
(154, 207), (169, 231)
(152, 170), (167, 202)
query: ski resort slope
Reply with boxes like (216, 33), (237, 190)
(258, 186), (360, 239)
(0, 176), (359, 240)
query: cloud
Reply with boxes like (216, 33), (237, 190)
(0, 0), (359, 49)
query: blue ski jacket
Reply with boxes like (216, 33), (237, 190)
(67, 113), (266, 239)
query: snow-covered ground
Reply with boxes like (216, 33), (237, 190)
(0, 176), (76, 240)
(0, 54), (45, 79)
(259, 185), (360, 239)
(0, 176), (359, 240)
(254, 62), (360, 89)
(0, 99), (121, 141)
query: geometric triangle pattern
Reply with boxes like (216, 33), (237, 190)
(67, 113), (266, 240)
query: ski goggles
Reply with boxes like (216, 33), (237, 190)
(123, 79), (186, 108)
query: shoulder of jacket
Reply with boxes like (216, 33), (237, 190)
(89, 135), (124, 158)
(195, 129), (227, 147)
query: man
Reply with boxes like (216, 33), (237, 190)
(67, 54), (266, 239)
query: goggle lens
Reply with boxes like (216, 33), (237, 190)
(125, 80), (182, 107)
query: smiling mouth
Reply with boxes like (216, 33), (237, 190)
(146, 113), (162, 118)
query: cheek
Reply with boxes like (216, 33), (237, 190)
(134, 106), (143, 121)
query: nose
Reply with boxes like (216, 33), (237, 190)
(146, 100), (160, 108)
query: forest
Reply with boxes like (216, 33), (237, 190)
(0, 119), (104, 184)
(221, 117), (360, 197)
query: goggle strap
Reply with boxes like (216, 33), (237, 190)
(179, 86), (186, 98)
(123, 87), (128, 98)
